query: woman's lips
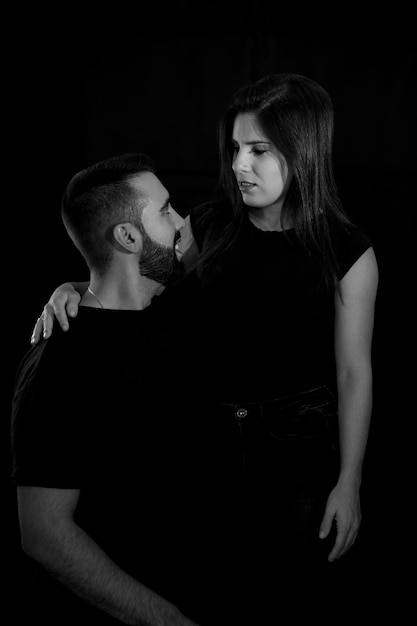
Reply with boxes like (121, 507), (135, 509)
(238, 180), (256, 192)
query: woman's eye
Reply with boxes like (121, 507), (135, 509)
(253, 148), (267, 156)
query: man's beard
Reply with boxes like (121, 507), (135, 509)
(138, 224), (185, 286)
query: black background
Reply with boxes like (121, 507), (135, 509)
(5, 1), (415, 620)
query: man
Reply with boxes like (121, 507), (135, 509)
(11, 153), (204, 625)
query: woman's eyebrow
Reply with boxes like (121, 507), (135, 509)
(231, 138), (270, 145)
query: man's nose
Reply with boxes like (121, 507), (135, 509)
(173, 209), (185, 231)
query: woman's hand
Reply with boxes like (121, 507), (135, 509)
(31, 283), (82, 345)
(319, 479), (361, 562)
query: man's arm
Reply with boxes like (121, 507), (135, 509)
(18, 486), (199, 626)
(319, 246), (379, 561)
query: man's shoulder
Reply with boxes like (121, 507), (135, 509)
(13, 314), (95, 393)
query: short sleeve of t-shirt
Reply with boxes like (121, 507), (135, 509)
(335, 224), (373, 280)
(11, 336), (88, 488)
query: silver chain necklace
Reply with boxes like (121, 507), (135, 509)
(87, 286), (104, 309)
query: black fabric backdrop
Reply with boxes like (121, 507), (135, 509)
(5, 2), (415, 621)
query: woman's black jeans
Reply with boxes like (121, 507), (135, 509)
(215, 385), (340, 569)
(188, 385), (343, 622)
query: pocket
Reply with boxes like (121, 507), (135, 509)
(264, 386), (337, 441)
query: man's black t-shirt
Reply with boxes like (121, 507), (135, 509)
(11, 295), (213, 624)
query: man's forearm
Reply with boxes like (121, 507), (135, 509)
(26, 518), (194, 626)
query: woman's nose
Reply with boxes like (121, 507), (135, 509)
(232, 151), (251, 173)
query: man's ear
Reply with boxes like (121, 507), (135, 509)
(113, 223), (142, 253)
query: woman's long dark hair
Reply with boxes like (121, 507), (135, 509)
(194, 73), (353, 291)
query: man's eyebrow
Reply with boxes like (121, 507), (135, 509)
(160, 197), (171, 211)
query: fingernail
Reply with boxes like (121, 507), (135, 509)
(62, 324), (69, 331)
(69, 310), (76, 317)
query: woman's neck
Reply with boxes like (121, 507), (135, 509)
(248, 207), (291, 232)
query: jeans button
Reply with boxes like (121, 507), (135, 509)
(236, 408), (248, 420)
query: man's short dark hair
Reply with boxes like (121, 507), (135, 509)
(62, 153), (156, 273)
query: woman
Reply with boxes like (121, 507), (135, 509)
(32, 73), (378, 599)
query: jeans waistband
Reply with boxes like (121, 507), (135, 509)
(219, 385), (337, 424)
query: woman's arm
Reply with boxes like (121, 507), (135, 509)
(31, 281), (87, 344)
(319, 246), (379, 561)
(31, 215), (200, 345)
(18, 486), (198, 625)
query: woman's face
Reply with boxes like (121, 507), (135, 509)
(231, 112), (290, 212)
